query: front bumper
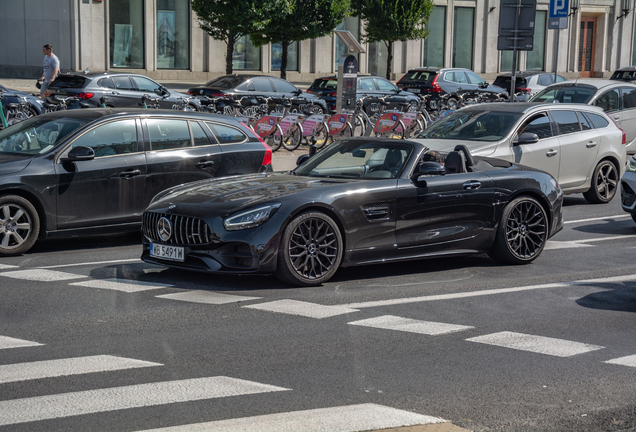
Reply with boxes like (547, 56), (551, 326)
(621, 171), (636, 214)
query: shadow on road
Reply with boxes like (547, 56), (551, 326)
(576, 281), (636, 313)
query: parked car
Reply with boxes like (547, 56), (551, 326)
(141, 137), (563, 286)
(492, 72), (567, 101)
(610, 66), (636, 83)
(396, 67), (506, 109)
(188, 74), (328, 114)
(0, 109), (272, 256)
(306, 75), (420, 113)
(0, 83), (45, 116)
(412, 103), (626, 204)
(621, 155), (636, 223)
(529, 79), (636, 154)
(46, 72), (201, 110)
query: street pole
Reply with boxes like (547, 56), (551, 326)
(554, 28), (560, 83)
(510, 0), (521, 103)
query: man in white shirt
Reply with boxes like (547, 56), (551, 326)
(40, 44), (60, 100)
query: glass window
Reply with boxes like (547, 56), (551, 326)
(359, 78), (376, 91)
(577, 112), (592, 130)
(146, 119), (191, 150)
(272, 42), (298, 71)
(335, 18), (360, 68)
(157, 0), (189, 69)
(109, 0), (144, 68)
(556, 75), (567, 82)
(0, 117), (91, 155)
(586, 112), (610, 128)
(538, 75), (553, 86)
(453, 7), (474, 69)
(272, 79), (297, 93)
(530, 86), (596, 104)
(191, 122), (211, 147)
(72, 120), (138, 157)
(98, 78), (115, 89)
(500, 51), (519, 72)
(376, 79), (396, 91)
(594, 89), (620, 112)
(368, 42), (388, 79)
(519, 114), (553, 139)
(551, 111), (581, 135)
(233, 35), (261, 70)
(453, 71), (468, 84)
(252, 78), (273, 92)
(206, 123), (246, 144)
(112, 76), (134, 90)
(419, 110), (521, 141)
(131, 76), (161, 93)
(622, 87), (636, 109)
(423, 6), (445, 68)
(527, 11), (546, 71)
(466, 71), (485, 85)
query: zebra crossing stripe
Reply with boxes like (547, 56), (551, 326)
(157, 290), (261, 305)
(0, 269), (86, 282)
(0, 376), (290, 426)
(244, 300), (358, 319)
(137, 403), (447, 432)
(69, 278), (173, 293)
(0, 264), (19, 270)
(467, 332), (604, 357)
(0, 355), (162, 384)
(348, 315), (474, 335)
(0, 336), (43, 350)
(604, 354), (636, 368)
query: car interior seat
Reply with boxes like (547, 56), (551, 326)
(444, 151), (466, 174)
(381, 148), (405, 177)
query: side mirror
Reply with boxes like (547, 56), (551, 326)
(513, 132), (539, 145)
(293, 89), (303, 96)
(296, 154), (311, 166)
(158, 86), (169, 96)
(412, 161), (445, 186)
(61, 146), (95, 162)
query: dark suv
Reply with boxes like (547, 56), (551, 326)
(611, 66), (636, 83)
(493, 72), (567, 101)
(397, 67), (506, 107)
(47, 72), (200, 110)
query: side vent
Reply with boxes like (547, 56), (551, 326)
(361, 203), (391, 221)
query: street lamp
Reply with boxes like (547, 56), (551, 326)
(617, 0), (633, 19)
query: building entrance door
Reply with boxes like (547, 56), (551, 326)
(578, 17), (596, 78)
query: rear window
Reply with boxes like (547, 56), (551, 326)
(493, 76), (527, 87)
(399, 71), (436, 84)
(206, 123), (246, 144)
(610, 70), (636, 81)
(204, 76), (245, 89)
(529, 86), (596, 104)
(310, 79), (337, 90)
(48, 75), (87, 89)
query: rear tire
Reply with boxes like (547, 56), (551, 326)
(282, 127), (302, 151)
(583, 160), (618, 204)
(0, 195), (40, 256)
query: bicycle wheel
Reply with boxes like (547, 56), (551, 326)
(313, 124), (330, 149)
(264, 127), (282, 152)
(282, 126), (302, 151)
(353, 115), (365, 136)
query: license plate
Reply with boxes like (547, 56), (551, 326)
(409, 88), (420, 94)
(150, 243), (185, 262)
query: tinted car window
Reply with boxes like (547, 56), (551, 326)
(519, 114), (553, 139)
(272, 79), (297, 93)
(0, 116), (91, 155)
(611, 70), (636, 81)
(112, 76), (134, 90)
(452, 72), (468, 84)
(551, 111), (581, 135)
(376, 79), (396, 92)
(146, 119), (191, 150)
(466, 71), (485, 85)
(359, 78), (375, 91)
(538, 75), (553, 86)
(586, 112), (610, 128)
(311, 79), (337, 90)
(493, 76), (527, 88)
(204, 76), (245, 89)
(530, 86), (596, 103)
(400, 71), (435, 83)
(556, 76), (567, 82)
(594, 89), (620, 112)
(252, 78), (273, 92)
(577, 111), (593, 130)
(419, 110), (521, 141)
(206, 123), (246, 144)
(131, 76), (160, 93)
(71, 119), (138, 157)
(98, 78), (115, 89)
(49, 75), (87, 89)
(191, 121), (211, 147)
(622, 87), (636, 109)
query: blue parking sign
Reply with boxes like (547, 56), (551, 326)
(549, 0), (569, 17)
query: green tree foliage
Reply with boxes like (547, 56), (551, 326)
(351, 0), (434, 80)
(191, 0), (263, 75)
(250, 0), (350, 80)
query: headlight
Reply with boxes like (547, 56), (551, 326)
(224, 204), (281, 231)
(627, 159), (636, 173)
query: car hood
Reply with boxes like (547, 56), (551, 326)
(0, 155), (33, 176)
(147, 172), (354, 218)
(409, 138), (499, 157)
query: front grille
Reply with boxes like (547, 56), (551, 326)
(361, 203), (391, 221)
(143, 212), (213, 245)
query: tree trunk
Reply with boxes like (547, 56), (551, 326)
(280, 41), (289, 80)
(225, 31), (235, 75)
(385, 40), (393, 81)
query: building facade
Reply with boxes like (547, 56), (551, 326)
(0, 0), (634, 82)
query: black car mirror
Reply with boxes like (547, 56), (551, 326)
(479, 81), (489, 89)
(412, 161), (445, 186)
(352, 149), (366, 158)
(61, 146), (95, 163)
(296, 154), (311, 166)
(293, 89), (303, 96)
(158, 86), (169, 96)
(513, 132), (539, 145)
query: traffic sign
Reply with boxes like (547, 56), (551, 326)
(548, 17), (568, 29)
(497, 0), (537, 51)
(549, 0), (569, 18)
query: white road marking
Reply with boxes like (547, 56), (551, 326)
(565, 214), (630, 224)
(38, 258), (141, 269)
(545, 234), (636, 250)
(157, 291), (261, 305)
(604, 354), (636, 368)
(0, 376), (290, 426)
(0, 269), (86, 282)
(0, 336), (43, 350)
(0, 355), (162, 384)
(466, 331), (604, 357)
(244, 300), (359, 319)
(69, 278), (173, 293)
(139, 403), (447, 432)
(348, 315), (474, 336)
(0, 264), (19, 270)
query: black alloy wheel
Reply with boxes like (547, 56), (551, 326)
(0, 195), (40, 256)
(583, 160), (618, 204)
(275, 211), (343, 286)
(631, 213), (636, 224)
(489, 196), (547, 264)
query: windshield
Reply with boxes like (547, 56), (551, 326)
(418, 110), (521, 141)
(529, 86), (596, 103)
(311, 79), (337, 90)
(204, 76), (244, 89)
(399, 71), (436, 84)
(295, 139), (413, 180)
(0, 116), (91, 155)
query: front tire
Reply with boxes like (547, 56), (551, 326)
(489, 196), (547, 265)
(0, 195), (40, 256)
(583, 160), (618, 204)
(275, 211), (343, 286)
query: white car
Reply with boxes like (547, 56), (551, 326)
(621, 155), (636, 222)
(412, 102), (626, 203)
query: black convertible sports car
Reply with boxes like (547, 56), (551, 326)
(141, 138), (564, 286)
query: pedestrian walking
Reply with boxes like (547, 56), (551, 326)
(39, 44), (59, 100)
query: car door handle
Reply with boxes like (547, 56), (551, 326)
(586, 141), (597, 148)
(195, 160), (215, 169)
(613, 116), (620, 120)
(463, 180), (481, 190)
(546, 149), (558, 157)
(119, 169), (141, 178)
(111, 91), (119, 96)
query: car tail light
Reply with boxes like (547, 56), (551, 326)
(517, 88), (531, 93)
(306, 89), (313, 94)
(187, 90), (193, 95)
(330, 92), (337, 96)
(76, 92), (94, 99)
(431, 75), (442, 93)
(609, 117), (627, 145)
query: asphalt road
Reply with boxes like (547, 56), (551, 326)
(1, 181), (635, 432)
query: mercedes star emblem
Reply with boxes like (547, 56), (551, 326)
(157, 217), (172, 242)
